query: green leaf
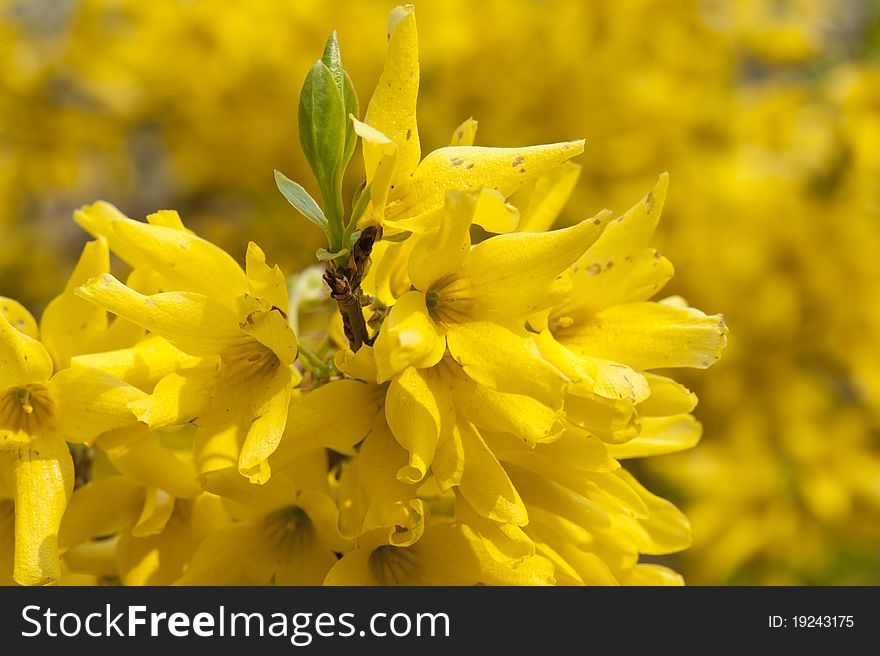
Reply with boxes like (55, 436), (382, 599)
(349, 182), (372, 227)
(342, 71), (359, 170)
(316, 247), (350, 262)
(299, 60), (346, 235)
(299, 60), (345, 178)
(322, 33), (358, 203)
(321, 31), (345, 96)
(274, 170), (328, 233)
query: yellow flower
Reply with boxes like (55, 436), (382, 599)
(0, 2), (745, 587)
(327, 173), (725, 584)
(0, 284), (145, 585)
(325, 522), (554, 586)
(373, 188), (608, 389)
(74, 203), (299, 484)
(353, 5), (584, 235)
(177, 456), (350, 585)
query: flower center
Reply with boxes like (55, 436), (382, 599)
(220, 338), (280, 379)
(263, 505), (314, 555)
(369, 545), (417, 585)
(425, 278), (472, 325)
(425, 289), (439, 311)
(0, 383), (55, 435)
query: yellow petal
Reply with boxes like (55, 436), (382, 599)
(5, 435), (73, 585)
(558, 301), (728, 370)
(364, 4), (420, 183)
(352, 119), (398, 225)
(323, 546), (375, 585)
(535, 331), (650, 403)
(618, 469), (692, 555)
(446, 363), (563, 447)
(131, 361), (248, 429)
(620, 564), (684, 586)
(146, 208), (191, 231)
(485, 427), (618, 477)
(245, 242), (289, 312)
(0, 311), (53, 387)
(608, 415), (702, 459)
(236, 295), (297, 366)
(357, 420), (422, 535)
(581, 174), (668, 267)
(410, 523), (554, 585)
(360, 238), (414, 305)
(334, 344), (379, 382)
(116, 509), (194, 585)
(407, 192), (473, 291)
(512, 161), (582, 233)
(385, 367), (441, 483)
(0, 500), (15, 585)
(468, 187), (519, 233)
(273, 446), (330, 495)
(97, 424), (200, 498)
(432, 423), (464, 491)
(296, 489), (351, 553)
(274, 538), (338, 586)
(564, 174), (672, 313)
(564, 391), (639, 444)
(49, 366), (147, 443)
(59, 476), (144, 548)
(71, 335), (202, 392)
(444, 214), (608, 317)
(75, 201), (248, 302)
(507, 465), (629, 551)
(174, 523), (275, 585)
(638, 374), (698, 416)
(569, 249), (674, 315)
(131, 487), (175, 537)
(0, 296), (39, 340)
(456, 423), (528, 526)
(449, 117), (478, 147)
(269, 379), (383, 468)
(62, 538), (119, 581)
(445, 321), (565, 407)
(40, 239), (109, 369)
(238, 364), (294, 484)
(336, 459), (368, 540)
(193, 420), (245, 475)
(76, 274), (243, 357)
(199, 466), (296, 520)
(455, 495), (535, 563)
(386, 141), (585, 226)
(373, 291), (446, 382)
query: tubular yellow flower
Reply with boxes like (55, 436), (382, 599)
(354, 5), (584, 235)
(74, 204), (300, 484)
(0, 288), (146, 585)
(325, 522), (555, 586)
(178, 459), (350, 585)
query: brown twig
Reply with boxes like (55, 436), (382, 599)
(324, 225), (382, 352)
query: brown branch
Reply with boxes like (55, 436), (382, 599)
(323, 224), (382, 352)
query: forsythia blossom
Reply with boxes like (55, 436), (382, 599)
(0, 5), (726, 586)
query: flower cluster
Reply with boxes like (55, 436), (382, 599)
(0, 6), (727, 586)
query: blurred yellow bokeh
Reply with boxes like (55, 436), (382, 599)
(1, 0), (878, 584)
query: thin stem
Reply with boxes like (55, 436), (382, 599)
(298, 343), (329, 373)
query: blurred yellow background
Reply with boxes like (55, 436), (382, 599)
(2, 0), (879, 584)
